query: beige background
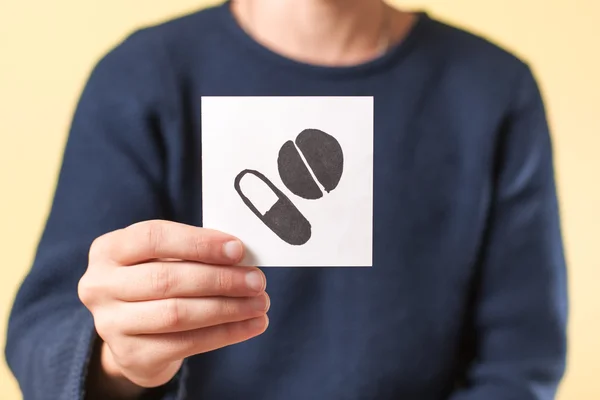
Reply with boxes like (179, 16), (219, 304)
(0, 0), (598, 398)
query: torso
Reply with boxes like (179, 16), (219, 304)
(148, 4), (523, 398)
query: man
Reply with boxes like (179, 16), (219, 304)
(6, 0), (568, 399)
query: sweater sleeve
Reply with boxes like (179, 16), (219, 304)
(5, 30), (186, 400)
(449, 65), (568, 399)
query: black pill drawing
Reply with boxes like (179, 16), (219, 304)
(278, 129), (344, 200)
(235, 128), (344, 246)
(234, 169), (312, 246)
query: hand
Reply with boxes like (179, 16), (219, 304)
(78, 220), (269, 398)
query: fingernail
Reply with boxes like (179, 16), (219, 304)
(223, 240), (243, 261)
(245, 270), (265, 292)
(251, 316), (267, 330)
(250, 295), (269, 311)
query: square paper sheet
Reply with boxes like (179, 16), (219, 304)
(202, 96), (373, 267)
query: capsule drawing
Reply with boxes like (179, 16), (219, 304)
(234, 169), (312, 246)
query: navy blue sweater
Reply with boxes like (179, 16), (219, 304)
(6, 2), (568, 399)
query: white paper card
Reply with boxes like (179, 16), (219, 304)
(202, 96), (373, 267)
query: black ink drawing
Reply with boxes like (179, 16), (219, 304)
(278, 129), (344, 199)
(234, 169), (312, 246)
(235, 129), (344, 245)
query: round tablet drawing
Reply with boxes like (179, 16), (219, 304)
(277, 129), (344, 200)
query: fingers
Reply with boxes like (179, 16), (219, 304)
(90, 220), (244, 266)
(166, 315), (269, 359)
(112, 294), (270, 335)
(104, 316), (269, 388)
(111, 262), (266, 301)
(129, 316), (269, 366)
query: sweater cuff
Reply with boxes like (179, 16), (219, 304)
(74, 310), (188, 400)
(64, 307), (97, 399)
